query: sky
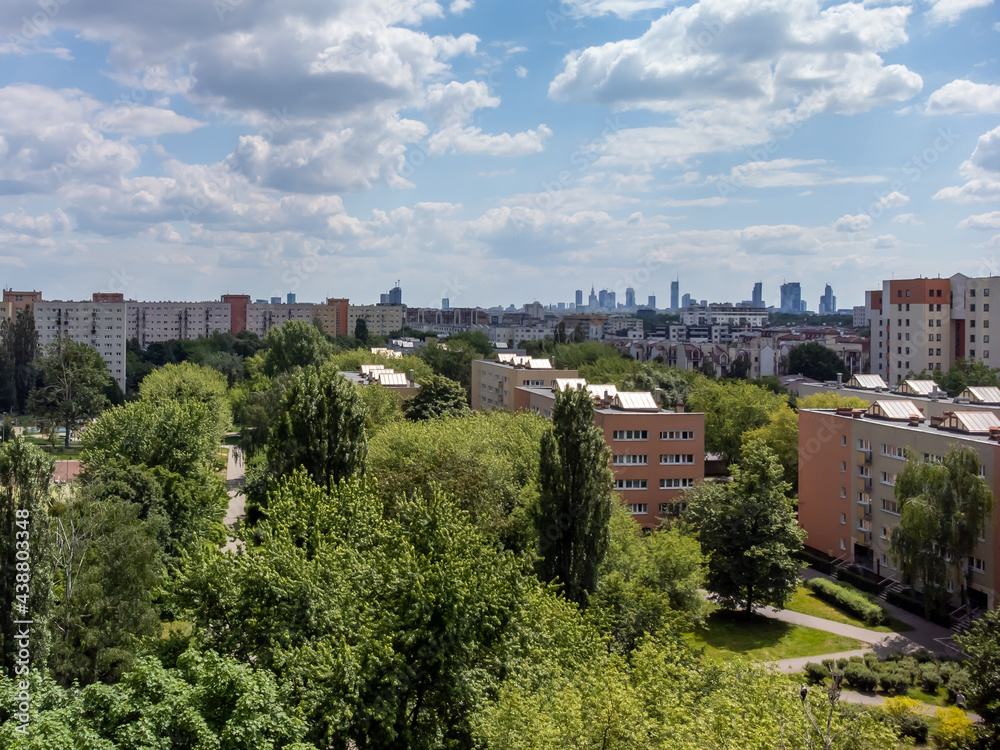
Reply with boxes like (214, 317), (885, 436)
(0, 0), (999, 311)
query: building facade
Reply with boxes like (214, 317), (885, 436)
(35, 300), (128, 391)
(126, 301), (232, 347)
(471, 356), (579, 411)
(347, 304), (405, 337)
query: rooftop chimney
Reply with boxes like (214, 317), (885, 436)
(675, 401), (684, 413)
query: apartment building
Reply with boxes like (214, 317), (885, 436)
(35, 300), (127, 391)
(799, 404), (1000, 610)
(865, 274), (1000, 384)
(3, 289), (42, 316)
(471, 355), (579, 411)
(245, 301), (316, 337)
(348, 304), (405, 337)
(313, 298), (350, 338)
(680, 304), (768, 328)
(518, 380), (706, 529)
(126, 301), (232, 347)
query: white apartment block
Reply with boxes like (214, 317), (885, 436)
(680, 304), (768, 328)
(35, 302), (127, 391)
(347, 305), (405, 337)
(126, 302), (232, 347)
(246, 303), (316, 337)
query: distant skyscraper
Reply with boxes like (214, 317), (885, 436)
(270, 296), (281, 304)
(670, 279), (679, 311)
(442, 297), (450, 310)
(681, 293), (692, 309)
(648, 295), (656, 309)
(819, 284), (836, 315)
(575, 289), (583, 308)
(607, 291), (616, 309)
(588, 286), (598, 310)
(752, 282), (763, 307)
(388, 283), (402, 306)
(598, 289), (608, 309)
(625, 287), (635, 308)
(780, 282), (802, 313)
(287, 292), (296, 304)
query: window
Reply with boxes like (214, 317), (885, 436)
(986, 336), (991, 344)
(660, 454), (695, 464)
(613, 455), (647, 465)
(882, 444), (905, 459)
(841, 435), (847, 446)
(881, 471), (897, 485)
(971, 335), (976, 343)
(986, 304), (991, 312)
(882, 498), (899, 514)
(972, 320), (977, 328)
(840, 487), (847, 498)
(969, 557), (986, 574)
(881, 526), (890, 539)
(970, 289), (977, 297)
(971, 304), (976, 312)
(840, 538), (847, 551)
(615, 479), (647, 490)
(625, 503), (648, 514)
(613, 430), (647, 440)
(660, 430), (695, 440)
(660, 478), (695, 489)
(841, 461), (847, 472)
(881, 553), (889, 567)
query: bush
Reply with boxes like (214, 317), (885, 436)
(836, 658), (849, 670)
(946, 669), (970, 703)
(879, 667), (912, 695)
(834, 568), (881, 595)
(844, 662), (879, 692)
(880, 697), (930, 744)
(804, 662), (828, 685)
(933, 707), (976, 749)
(920, 663), (943, 693)
(806, 577), (887, 626)
(939, 662), (956, 685)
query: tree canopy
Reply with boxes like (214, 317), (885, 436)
(686, 379), (788, 464)
(30, 338), (111, 448)
(787, 341), (848, 382)
(403, 374), (469, 421)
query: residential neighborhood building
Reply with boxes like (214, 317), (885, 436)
(471, 355), (579, 411)
(799, 403), (1000, 610)
(34, 299), (128, 391)
(313, 298), (350, 338)
(347, 304), (406, 337)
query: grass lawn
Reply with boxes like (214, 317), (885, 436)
(684, 607), (864, 663)
(785, 584), (913, 633)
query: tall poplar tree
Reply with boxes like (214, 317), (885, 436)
(535, 388), (614, 607)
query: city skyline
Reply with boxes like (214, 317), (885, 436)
(0, 1), (998, 308)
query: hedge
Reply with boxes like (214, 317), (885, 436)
(843, 662), (878, 692)
(807, 578), (887, 626)
(833, 568), (882, 595)
(884, 590), (951, 627)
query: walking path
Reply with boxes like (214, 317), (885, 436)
(222, 444), (246, 553)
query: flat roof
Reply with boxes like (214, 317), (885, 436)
(802, 408), (1000, 445)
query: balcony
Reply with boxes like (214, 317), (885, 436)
(857, 449), (872, 466)
(856, 530), (872, 547)
(856, 503), (872, 521)
(857, 477), (873, 493)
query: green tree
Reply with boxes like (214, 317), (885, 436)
(686, 379), (788, 465)
(420, 338), (487, 398)
(891, 446), (995, 616)
(0, 435), (54, 678)
(265, 361), (367, 488)
(355, 381), (403, 435)
(742, 404), (799, 489)
(254, 320), (334, 378)
(787, 341), (848, 381)
(48, 494), (164, 686)
(535, 388), (615, 606)
(403, 374), (469, 420)
(686, 442), (805, 615)
(201, 350), (246, 386)
(354, 317), (369, 343)
(0, 308), (38, 412)
(933, 357), (1000, 396)
(139, 360), (232, 441)
(797, 392), (870, 410)
(954, 608), (1000, 731)
(30, 338), (111, 449)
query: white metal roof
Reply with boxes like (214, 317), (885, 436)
(867, 399), (923, 421)
(497, 352), (518, 363)
(962, 386), (1000, 404)
(586, 384), (618, 400)
(527, 358), (554, 369)
(848, 374), (888, 390)
(554, 378), (588, 391)
(899, 379), (937, 395)
(360, 364), (387, 375)
(945, 411), (1000, 433)
(613, 392), (659, 411)
(375, 371), (409, 386)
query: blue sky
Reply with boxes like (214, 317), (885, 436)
(1, 0), (998, 311)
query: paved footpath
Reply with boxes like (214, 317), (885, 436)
(222, 444), (246, 553)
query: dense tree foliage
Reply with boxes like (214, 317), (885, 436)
(686, 442), (804, 615)
(138, 361), (232, 442)
(368, 410), (547, 551)
(535, 388), (615, 606)
(890, 446), (995, 616)
(797, 392), (871, 409)
(954, 608), (1000, 731)
(686, 379), (788, 464)
(252, 321), (334, 378)
(741, 404), (799, 489)
(265, 362), (367, 488)
(419, 333), (493, 399)
(787, 341), (848, 381)
(0, 308), (38, 412)
(403, 374), (469, 420)
(0, 436), (54, 677)
(30, 338), (111, 448)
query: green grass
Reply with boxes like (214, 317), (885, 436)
(683, 607), (864, 663)
(785, 584), (913, 633)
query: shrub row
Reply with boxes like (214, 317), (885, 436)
(833, 568), (881, 595)
(803, 655), (970, 703)
(884, 590), (951, 627)
(807, 577), (886, 626)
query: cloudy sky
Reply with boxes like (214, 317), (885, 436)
(1, 0), (998, 310)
